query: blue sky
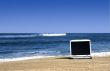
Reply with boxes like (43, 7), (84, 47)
(0, 0), (109, 33)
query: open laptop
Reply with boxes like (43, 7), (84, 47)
(70, 39), (92, 59)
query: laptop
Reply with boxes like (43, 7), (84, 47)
(70, 39), (92, 59)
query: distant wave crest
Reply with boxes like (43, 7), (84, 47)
(40, 33), (66, 36)
(0, 34), (37, 38)
(0, 33), (66, 38)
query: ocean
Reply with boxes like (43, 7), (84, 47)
(0, 33), (110, 61)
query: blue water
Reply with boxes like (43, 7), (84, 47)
(0, 33), (110, 59)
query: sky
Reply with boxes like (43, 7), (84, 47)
(0, 0), (109, 33)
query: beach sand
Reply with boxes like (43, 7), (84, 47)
(0, 56), (110, 71)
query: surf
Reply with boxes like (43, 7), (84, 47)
(40, 33), (66, 36)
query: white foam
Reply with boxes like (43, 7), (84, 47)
(0, 52), (110, 62)
(41, 33), (66, 36)
(0, 35), (37, 38)
(91, 52), (110, 57)
(0, 56), (55, 62)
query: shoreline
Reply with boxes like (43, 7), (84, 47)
(0, 56), (110, 71)
(0, 52), (110, 62)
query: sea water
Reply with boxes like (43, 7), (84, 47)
(0, 33), (110, 61)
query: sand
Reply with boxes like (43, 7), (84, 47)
(0, 56), (110, 71)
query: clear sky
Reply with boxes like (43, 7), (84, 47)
(0, 0), (109, 33)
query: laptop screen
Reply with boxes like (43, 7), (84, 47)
(71, 41), (90, 55)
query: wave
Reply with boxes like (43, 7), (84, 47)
(0, 34), (37, 38)
(0, 52), (110, 62)
(0, 56), (55, 62)
(0, 40), (67, 45)
(40, 33), (66, 36)
(91, 52), (110, 57)
(0, 33), (67, 38)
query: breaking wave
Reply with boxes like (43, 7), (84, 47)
(40, 33), (66, 36)
(0, 33), (67, 38)
(0, 34), (37, 38)
(0, 52), (110, 62)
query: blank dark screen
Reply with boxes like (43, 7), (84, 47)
(71, 41), (90, 55)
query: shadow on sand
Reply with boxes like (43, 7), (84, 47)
(55, 56), (92, 59)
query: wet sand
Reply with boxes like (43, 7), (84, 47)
(0, 56), (110, 71)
